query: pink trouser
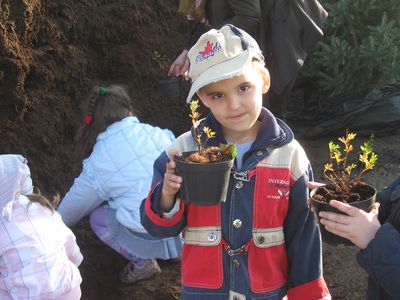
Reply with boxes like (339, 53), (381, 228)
(89, 205), (142, 261)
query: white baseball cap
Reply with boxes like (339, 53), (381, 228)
(186, 24), (264, 104)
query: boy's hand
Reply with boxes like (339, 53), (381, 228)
(306, 181), (325, 213)
(160, 149), (183, 212)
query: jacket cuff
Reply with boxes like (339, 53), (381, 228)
(144, 182), (185, 227)
(287, 277), (330, 300)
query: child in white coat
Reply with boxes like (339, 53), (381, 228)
(0, 154), (83, 300)
(57, 85), (182, 284)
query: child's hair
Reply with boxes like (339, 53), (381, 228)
(27, 192), (60, 212)
(252, 58), (270, 84)
(75, 85), (135, 158)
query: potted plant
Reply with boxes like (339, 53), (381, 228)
(152, 50), (181, 98)
(174, 100), (236, 206)
(311, 131), (378, 245)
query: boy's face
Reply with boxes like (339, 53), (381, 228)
(196, 63), (270, 142)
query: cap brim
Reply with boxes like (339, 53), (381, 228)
(186, 49), (253, 104)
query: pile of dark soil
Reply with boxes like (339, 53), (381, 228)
(0, 0), (191, 196)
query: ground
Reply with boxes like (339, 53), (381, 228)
(1, 1), (400, 299)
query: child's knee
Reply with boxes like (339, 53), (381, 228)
(89, 205), (107, 231)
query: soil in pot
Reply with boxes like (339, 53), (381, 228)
(311, 180), (377, 246)
(175, 147), (234, 206)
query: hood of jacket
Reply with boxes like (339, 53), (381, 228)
(0, 154), (33, 220)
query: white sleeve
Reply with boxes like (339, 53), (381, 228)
(162, 199), (181, 219)
(57, 171), (106, 226)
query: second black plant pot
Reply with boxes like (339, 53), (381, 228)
(159, 78), (181, 98)
(175, 151), (234, 206)
(311, 184), (377, 246)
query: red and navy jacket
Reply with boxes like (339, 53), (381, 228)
(140, 108), (330, 300)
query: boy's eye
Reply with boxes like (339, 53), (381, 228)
(239, 85), (250, 92)
(211, 93), (224, 100)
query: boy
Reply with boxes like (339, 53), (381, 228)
(140, 25), (330, 300)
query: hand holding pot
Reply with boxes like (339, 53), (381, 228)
(306, 181), (325, 213)
(168, 50), (190, 79)
(160, 149), (182, 212)
(319, 200), (381, 249)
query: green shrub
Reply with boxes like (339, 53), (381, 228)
(301, 0), (400, 97)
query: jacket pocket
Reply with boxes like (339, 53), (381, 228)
(181, 226), (223, 289)
(248, 238), (287, 293)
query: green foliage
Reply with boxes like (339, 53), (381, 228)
(152, 50), (168, 71)
(323, 132), (377, 198)
(301, 0), (400, 97)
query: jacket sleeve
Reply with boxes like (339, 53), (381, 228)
(224, 0), (261, 34)
(55, 211), (84, 266)
(186, 22), (211, 49)
(284, 164), (331, 299)
(140, 152), (186, 238)
(377, 176), (400, 223)
(57, 170), (106, 226)
(356, 223), (400, 299)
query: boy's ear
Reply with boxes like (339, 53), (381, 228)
(196, 92), (210, 108)
(262, 70), (270, 94)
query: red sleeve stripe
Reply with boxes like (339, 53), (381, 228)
(144, 182), (185, 226)
(286, 277), (330, 300)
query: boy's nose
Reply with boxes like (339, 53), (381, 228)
(227, 95), (241, 110)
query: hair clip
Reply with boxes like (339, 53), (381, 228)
(99, 86), (108, 95)
(85, 115), (92, 125)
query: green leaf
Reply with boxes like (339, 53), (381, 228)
(219, 143), (237, 159)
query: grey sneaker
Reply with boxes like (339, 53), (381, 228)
(119, 259), (161, 284)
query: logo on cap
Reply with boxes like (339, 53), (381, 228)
(195, 41), (222, 63)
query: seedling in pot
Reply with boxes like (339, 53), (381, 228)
(314, 131), (378, 203)
(174, 100), (236, 206)
(182, 99), (236, 164)
(311, 131), (378, 245)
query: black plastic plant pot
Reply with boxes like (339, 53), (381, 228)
(159, 78), (181, 98)
(311, 184), (377, 246)
(174, 151), (234, 206)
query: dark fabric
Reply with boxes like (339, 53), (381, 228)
(286, 83), (400, 139)
(387, 201), (400, 232)
(186, 0), (261, 49)
(378, 176), (400, 223)
(259, 0), (328, 95)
